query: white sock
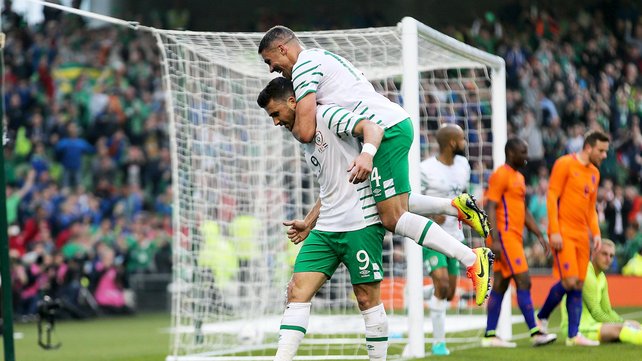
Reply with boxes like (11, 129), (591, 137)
(362, 303), (388, 361)
(409, 193), (458, 217)
(429, 296), (448, 343)
(395, 212), (476, 267)
(274, 302), (311, 361)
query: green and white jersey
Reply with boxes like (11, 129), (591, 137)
(420, 155), (470, 240)
(292, 48), (409, 130)
(301, 104), (380, 232)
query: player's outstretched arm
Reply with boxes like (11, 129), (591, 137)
(293, 93), (317, 143)
(347, 120), (384, 184)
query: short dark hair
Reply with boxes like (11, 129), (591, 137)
(258, 25), (296, 53)
(583, 129), (610, 148)
(257, 77), (294, 108)
(504, 137), (526, 155)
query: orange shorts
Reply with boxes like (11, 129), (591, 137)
(552, 233), (590, 281)
(490, 231), (528, 278)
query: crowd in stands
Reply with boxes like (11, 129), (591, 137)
(442, 1), (642, 274)
(3, 0), (642, 318)
(2, 1), (172, 318)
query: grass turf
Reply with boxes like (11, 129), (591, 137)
(2, 308), (641, 360)
(4, 313), (169, 361)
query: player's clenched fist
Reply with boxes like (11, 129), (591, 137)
(283, 219), (311, 244)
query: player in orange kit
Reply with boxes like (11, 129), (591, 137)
(482, 138), (557, 347)
(536, 130), (610, 347)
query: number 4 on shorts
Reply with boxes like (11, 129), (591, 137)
(371, 167), (381, 187)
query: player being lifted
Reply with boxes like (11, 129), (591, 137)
(259, 26), (493, 306)
(419, 124), (472, 355)
(481, 138), (557, 348)
(258, 77), (389, 361)
(537, 130), (610, 346)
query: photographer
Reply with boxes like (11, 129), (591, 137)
(19, 246), (50, 317)
(93, 246), (132, 315)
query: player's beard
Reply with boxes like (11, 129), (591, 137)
(454, 147), (466, 156)
(280, 68), (292, 80)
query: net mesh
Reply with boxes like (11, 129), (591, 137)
(155, 24), (497, 360)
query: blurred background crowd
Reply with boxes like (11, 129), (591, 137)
(3, 0), (173, 319)
(2, 0), (642, 319)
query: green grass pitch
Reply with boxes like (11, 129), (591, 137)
(3, 309), (641, 360)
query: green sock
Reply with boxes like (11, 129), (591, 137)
(619, 325), (642, 345)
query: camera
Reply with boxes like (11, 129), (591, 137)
(37, 296), (62, 321)
(37, 296), (62, 350)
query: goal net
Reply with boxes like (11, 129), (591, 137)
(153, 17), (506, 361)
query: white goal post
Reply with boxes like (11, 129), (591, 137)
(150, 17), (507, 360)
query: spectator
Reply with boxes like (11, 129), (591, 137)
(93, 247), (132, 314)
(6, 169), (35, 225)
(125, 214), (157, 274)
(121, 146), (146, 187)
(566, 124), (585, 154)
(604, 185), (631, 244)
(19, 204), (52, 252)
(518, 108), (545, 183)
(622, 247), (642, 277)
(91, 140), (118, 186)
(55, 123), (94, 189)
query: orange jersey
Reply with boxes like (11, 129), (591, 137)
(547, 154), (600, 238)
(486, 164), (526, 237)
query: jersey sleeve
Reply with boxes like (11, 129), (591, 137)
(582, 266), (623, 323)
(547, 157), (570, 234)
(485, 168), (507, 203)
(318, 104), (365, 137)
(599, 279), (624, 322)
(292, 51), (324, 102)
(581, 268), (605, 321)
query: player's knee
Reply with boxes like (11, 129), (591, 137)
(561, 277), (581, 290)
(445, 288), (456, 301)
(354, 292), (377, 311)
(285, 280), (297, 302)
(377, 203), (406, 232)
(492, 281), (508, 294)
(379, 213), (399, 232)
(515, 278), (532, 291)
(432, 276), (449, 298)
(491, 274), (509, 293)
(286, 278), (308, 302)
